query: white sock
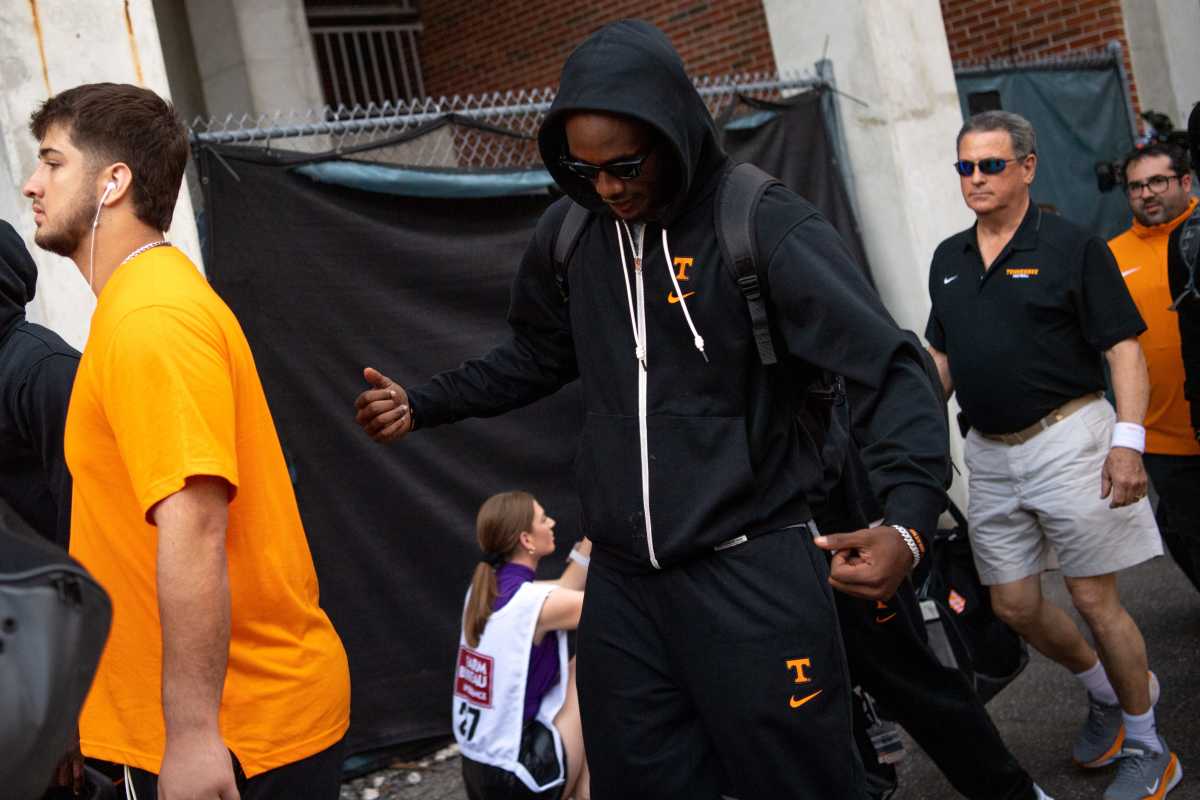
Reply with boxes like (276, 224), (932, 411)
(1123, 707), (1160, 751)
(1074, 660), (1118, 705)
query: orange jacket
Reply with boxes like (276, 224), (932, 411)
(1108, 197), (1200, 455)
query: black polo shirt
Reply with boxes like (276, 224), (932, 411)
(926, 201), (1145, 435)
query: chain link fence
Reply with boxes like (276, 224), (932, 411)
(188, 69), (823, 168)
(184, 68), (835, 226)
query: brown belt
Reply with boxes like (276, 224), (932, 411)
(980, 391), (1105, 446)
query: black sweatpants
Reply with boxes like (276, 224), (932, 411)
(125, 738), (345, 800)
(1145, 452), (1200, 593)
(839, 583), (1035, 800)
(577, 527), (866, 800)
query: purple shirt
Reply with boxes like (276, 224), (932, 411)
(495, 562), (561, 723)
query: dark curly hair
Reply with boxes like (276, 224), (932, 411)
(1122, 142), (1191, 183)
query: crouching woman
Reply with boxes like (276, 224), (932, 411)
(453, 491), (590, 800)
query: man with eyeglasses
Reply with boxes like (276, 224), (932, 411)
(1108, 142), (1200, 597)
(926, 111), (1180, 800)
(356, 19), (951, 800)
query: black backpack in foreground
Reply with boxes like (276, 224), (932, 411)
(912, 500), (1029, 704)
(812, 380), (1026, 704)
(0, 500), (112, 800)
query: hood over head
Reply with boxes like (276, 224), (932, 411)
(538, 19), (725, 226)
(0, 220), (37, 342)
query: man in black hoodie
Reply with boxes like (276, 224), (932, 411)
(0, 220), (86, 797)
(356, 21), (947, 799)
(0, 219), (78, 550)
(1165, 102), (1200, 594)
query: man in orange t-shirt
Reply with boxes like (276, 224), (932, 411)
(23, 83), (350, 799)
(1109, 141), (1200, 593)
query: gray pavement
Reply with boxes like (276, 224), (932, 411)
(348, 553), (1200, 800)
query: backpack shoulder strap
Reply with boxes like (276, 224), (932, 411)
(1171, 206), (1200, 309)
(715, 162), (782, 365)
(552, 201), (591, 303)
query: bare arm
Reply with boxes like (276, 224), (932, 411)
(549, 538), (592, 591)
(1105, 338), (1150, 424)
(1100, 338), (1149, 507)
(926, 345), (954, 401)
(535, 588), (585, 641)
(154, 476), (240, 800)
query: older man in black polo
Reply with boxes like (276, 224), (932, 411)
(926, 111), (1180, 800)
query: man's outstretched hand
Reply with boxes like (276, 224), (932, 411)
(813, 526), (914, 601)
(354, 367), (412, 443)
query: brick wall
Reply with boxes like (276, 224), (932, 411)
(418, 0), (777, 98)
(940, 0), (1140, 112)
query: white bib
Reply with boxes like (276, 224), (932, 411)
(452, 581), (568, 792)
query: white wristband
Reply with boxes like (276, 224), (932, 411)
(1111, 422), (1146, 453)
(568, 548), (590, 568)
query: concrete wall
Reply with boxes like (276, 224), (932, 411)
(185, 0), (323, 119)
(152, 0), (209, 124)
(1121, 0), (1200, 128)
(762, 0), (973, 508)
(0, 0), (203, 350)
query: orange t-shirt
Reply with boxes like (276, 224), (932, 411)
(66, 246), (350, 776)
(1108, 197), (1200, 456)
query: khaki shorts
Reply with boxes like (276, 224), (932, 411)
(964, 397), (1162, 585)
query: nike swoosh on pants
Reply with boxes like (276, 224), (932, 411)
(789, 689), (822, 708)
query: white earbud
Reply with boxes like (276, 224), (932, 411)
(89, 181), (118, 291)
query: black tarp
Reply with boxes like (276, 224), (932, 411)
(719, 91), (871, 278)
(196, 88), (865, 756)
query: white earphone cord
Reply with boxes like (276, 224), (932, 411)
(89, 182), (116, 291)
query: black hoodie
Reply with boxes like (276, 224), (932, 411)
(406, 20), (947, 572)
(0, 220), (79, 548)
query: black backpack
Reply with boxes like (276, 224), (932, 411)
(812, 400), (1028, 704)
(0, 499), (112, 800)
(1170, 204), (1200, 310)
(912, 501), (1029, 704)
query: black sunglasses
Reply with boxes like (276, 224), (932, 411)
(954, 156), (1027, 177)
(560, 148), (655, 182)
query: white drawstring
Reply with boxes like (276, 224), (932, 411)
(660, 229), (708, 362)
(615, 220), (647, 370)
(614, 218), (659, 567)
(124, 764), (138, 800)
